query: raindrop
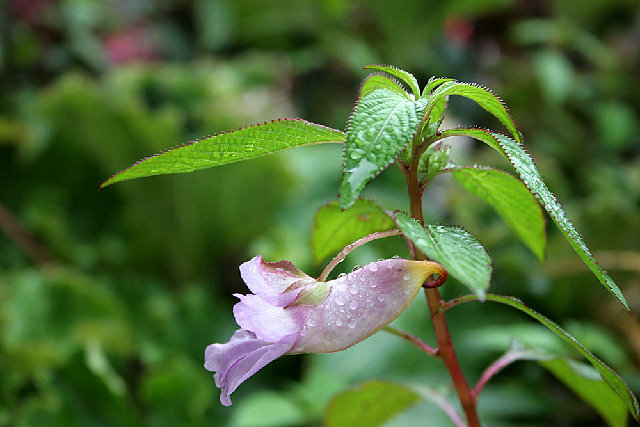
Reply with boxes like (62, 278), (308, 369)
(336, 319), (343, 327)
(391, 255), (401, 259)
(337, 273), (347, 279)
(378, 258), (385, 262)
(349, 286), (358, 295)
(335, 296), (346, 306)
(352, 264), (362, 272)
(348, 319), (357, 329)
(377, 294), (385, 302)
(306, 318), (316, 327)
(368, 263), (379, 272)
(349, 301), (359, 310)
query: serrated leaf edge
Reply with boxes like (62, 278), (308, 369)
(100, 118), (345, 188)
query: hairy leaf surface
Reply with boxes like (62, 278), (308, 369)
(339, 89), (426, 209)
(312, 199), (395, 264)
(440, 127), (628, 310)
(430, 82), (520, 142)
(395, 213), (492, 299)
(359, 74), (408, 100)
(363, 65), (420, 99)
(453, 167), (546, 261)
(101, 119), (345, 188)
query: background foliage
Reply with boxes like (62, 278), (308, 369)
(1, 0), (639, 425)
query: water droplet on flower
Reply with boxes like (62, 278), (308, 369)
(336, 319), (343, 326)
(368, 263), (379, 272)
(337, 273), (347, 279)
(335, 296), (346, 306)
(349, 286), (358, 295)
(349, 301), (358, 310)
(378, 258), (384, 262)
(391, 255), (401, 259)
(352, 264), (362, 272)
(377, 294), (385, 302)
(306, 318), (316, 327)
(348, 319), (357, 329)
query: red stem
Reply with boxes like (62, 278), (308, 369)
(405, 148), (481, 426)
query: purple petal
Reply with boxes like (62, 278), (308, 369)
(233, 294), (305, 342)
(239, 256), (316, 307)
(291, 259), (435, 353)
(204, 329), (296, 406)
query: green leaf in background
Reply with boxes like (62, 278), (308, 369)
(542, 358), (628, 427)
(324, 380), (420, 427)
(312, 199), (395, 264)
(395, 213), (492, 299)
(100, 119), (345, 188)
(451, 294), (640, 422)
(363, 65), (420, 99)
(452, 167), (546, 262)
(429, 82), (520, 143)
(231, 391), (307, 427)
(339, 89), (426, 209)
(359, 73), (409, 100)
(440, 127), (628, 310)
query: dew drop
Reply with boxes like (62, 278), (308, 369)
(337, 272), (347, 279)
(352, 264), (362, 272)
(306, 318), (316, 327)
(348, 319), (357, 329)
(391, 255), (401, 259)
(336, 319), (343, 327)
(377, 294), (385, 302)
(349, 301), (359, 310)
(368, 263), (379, 272)
(378, 258), (385, 262)
(335, 296), (346, 306)
(349, 286), (358, 295)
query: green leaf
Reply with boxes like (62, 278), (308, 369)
(312, 199), (396, 264)
(453, 167), (546, 262)
(363, 65), (420, 99)
(324, 380), (420, 427)
(421, 77), (456, 98)
(100, 119), (345, 188)
(339, 89), (426, 209)
(395, 213), (492, 299)
(359, 73), (409, 100)
(440, 128), (629, 310)
(452, 294), (640, 422)
(429, 82), (520, 143)
(542, 358), (628, 427)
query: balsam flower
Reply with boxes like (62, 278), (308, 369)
(205, 255), (443, 406)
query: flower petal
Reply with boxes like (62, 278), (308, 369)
(291, 259), (440, 353)
(205, 329), (296, 406)
(239, 255), (316, 307)
(233, 294), (305, 342)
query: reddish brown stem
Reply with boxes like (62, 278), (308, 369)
(404, 149), (481, 426)
(0, 201), (56, 267)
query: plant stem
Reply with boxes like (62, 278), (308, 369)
(405, 155), (481, 426)
(317, 229), (403, 282)
(383, 326), (438, 357)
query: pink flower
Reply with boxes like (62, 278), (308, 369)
(205, 255), (442, 406)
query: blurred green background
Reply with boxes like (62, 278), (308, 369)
(1, 0), (639, 425)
